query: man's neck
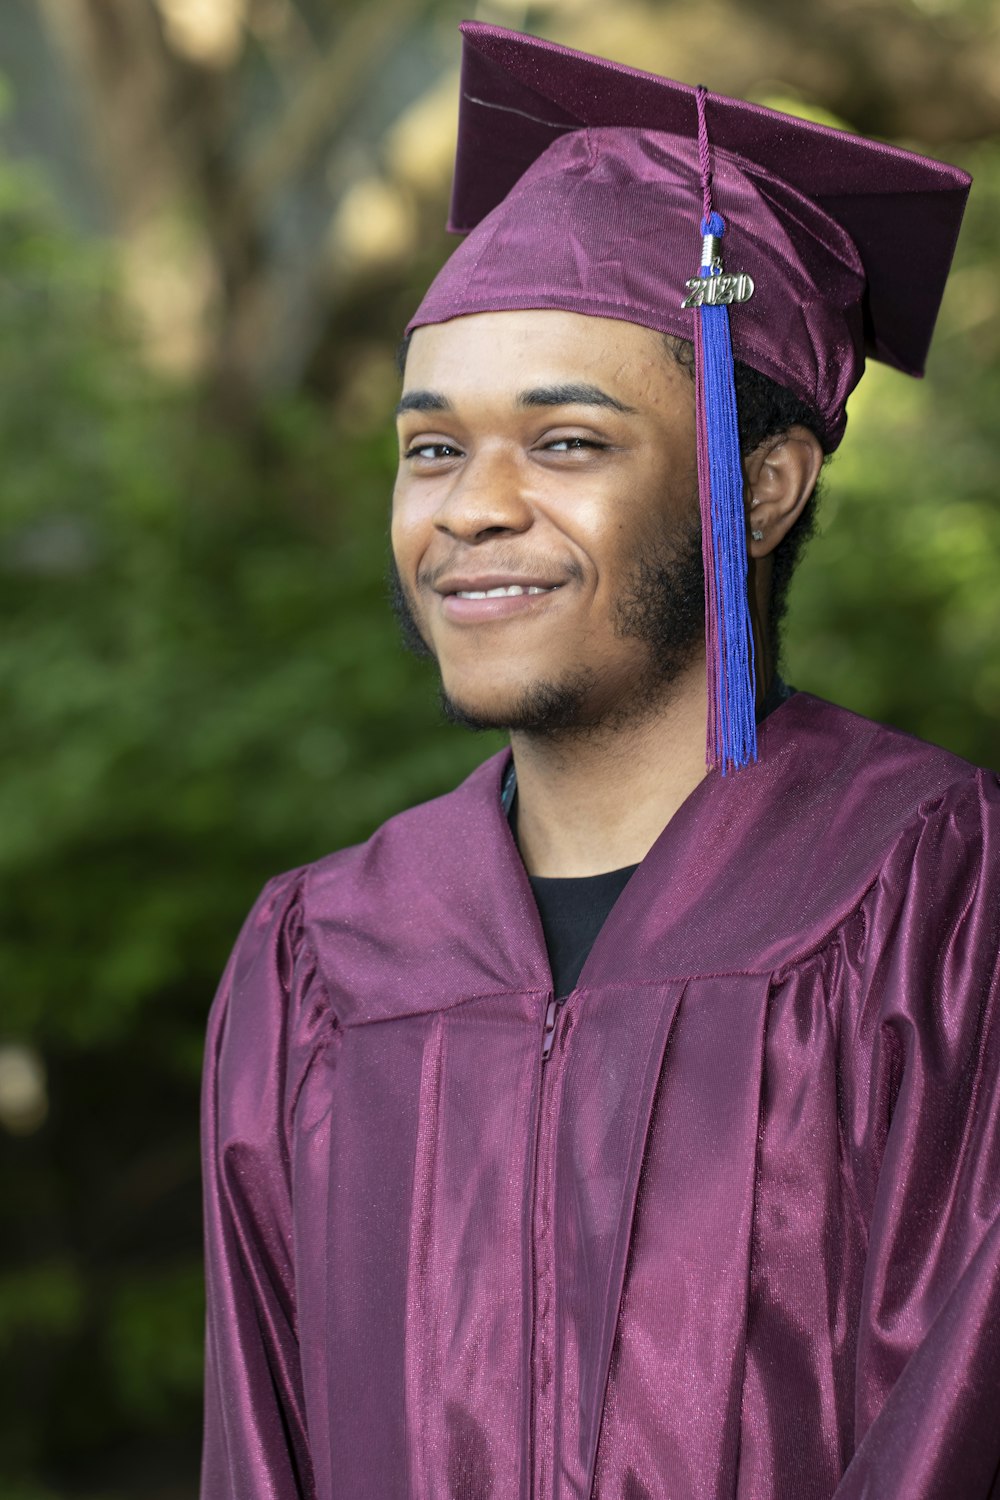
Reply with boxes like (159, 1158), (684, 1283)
(510, 660), (710, 878)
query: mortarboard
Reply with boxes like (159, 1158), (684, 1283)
(407, 22), (971, 772)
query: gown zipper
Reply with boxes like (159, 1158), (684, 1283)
(531, 992), (570, 1497)
(541, 996), (565, 1062)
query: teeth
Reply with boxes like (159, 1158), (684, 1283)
(454, 584), (555, 599)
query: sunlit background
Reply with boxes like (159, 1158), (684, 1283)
(1, 0), (997, 1494)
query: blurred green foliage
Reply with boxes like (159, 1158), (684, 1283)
(785, 141), (1000, 763)
(0, 91), (996, 1500)
(0, 148), (499, 1497)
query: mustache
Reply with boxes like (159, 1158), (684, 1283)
(416, 553), (585, 593)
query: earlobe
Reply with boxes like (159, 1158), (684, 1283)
(744, 426), (824, 558)
(749, 495), (765, 543)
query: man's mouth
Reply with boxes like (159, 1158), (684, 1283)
(453, 584), (558, 599)
(432, 574), (566, 623)
(434, 571), (565, 598)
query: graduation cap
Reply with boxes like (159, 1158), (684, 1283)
(407, 22), (971, 773)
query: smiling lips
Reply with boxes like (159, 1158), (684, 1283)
(435, 576), (563, 622)
(454, 583), (555, 599)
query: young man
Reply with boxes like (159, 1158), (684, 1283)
(200, 24), (999, 1500)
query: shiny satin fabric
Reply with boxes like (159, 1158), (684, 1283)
(201, 694), (1000, 1499)
(435, 22), (970, 396)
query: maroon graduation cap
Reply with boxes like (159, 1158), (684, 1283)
(408, 22), (971, 772)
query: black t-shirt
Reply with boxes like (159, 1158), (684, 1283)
(529, 864), (638, 998)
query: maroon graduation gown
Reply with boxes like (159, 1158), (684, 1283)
(200, 693), (1000, 1499)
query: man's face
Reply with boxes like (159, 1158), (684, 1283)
(391, 309), (705, 736)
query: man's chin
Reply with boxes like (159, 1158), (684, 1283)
(437, 690), (516, 734)
(438, 670), (600, 736)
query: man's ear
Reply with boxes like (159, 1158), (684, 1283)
(744, 426), (825, 559)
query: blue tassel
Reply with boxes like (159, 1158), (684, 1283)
(695, 210), (757, 774)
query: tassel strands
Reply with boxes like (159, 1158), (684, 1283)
(686, 86), (758, 774)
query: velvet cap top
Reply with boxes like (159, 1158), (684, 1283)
(408, 22), (972, 445)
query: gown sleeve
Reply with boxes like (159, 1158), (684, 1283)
(835, 769), (1000, 1498)
(200, 869), (317, 1500)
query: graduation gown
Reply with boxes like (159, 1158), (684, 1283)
(200, 693), (1000, 1499)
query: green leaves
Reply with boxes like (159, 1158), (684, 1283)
(785, 142), (1000, 768)
(0, 143), (496, 1491)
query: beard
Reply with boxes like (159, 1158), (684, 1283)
(388, 511), (705, 739)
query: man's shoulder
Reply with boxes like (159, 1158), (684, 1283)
(292, 746), (511, 911)
(756, 689), (997, 911)
(765, 690), (990, 802)
(643, 692), (999, 976)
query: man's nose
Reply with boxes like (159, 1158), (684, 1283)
(433, 449), (533, 543)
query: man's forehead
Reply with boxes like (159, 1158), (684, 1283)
(400, 311), (682, 412)
(406, 307), (663, 361)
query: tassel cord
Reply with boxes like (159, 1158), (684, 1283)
(693, 85), (758, 773)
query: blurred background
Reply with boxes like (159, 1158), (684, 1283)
(0, 0), (997, 1495)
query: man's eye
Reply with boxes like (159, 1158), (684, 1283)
(403, 442), (462, 460)
(544, 437), (606, 452)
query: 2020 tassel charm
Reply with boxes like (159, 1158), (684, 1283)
(686, 85), (758, 775)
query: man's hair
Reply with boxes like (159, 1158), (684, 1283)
(395, 329), (831, 658)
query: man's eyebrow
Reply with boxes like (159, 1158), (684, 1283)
(395, 383), (638, 418)
(516, 383), (637, 415)
(395, 390), (453, 417)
